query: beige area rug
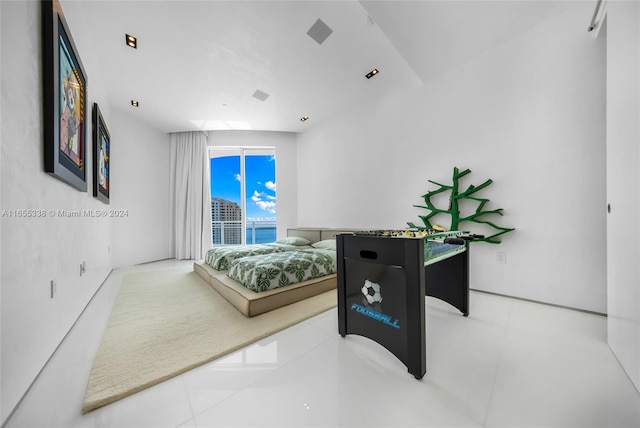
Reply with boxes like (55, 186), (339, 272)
(82, 267), (337, 413)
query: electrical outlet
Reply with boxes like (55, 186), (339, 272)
(50, 280), (56, 298)
(496, 252), (507, 264)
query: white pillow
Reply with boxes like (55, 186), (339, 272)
(276, 236), (312, 246)
(311, 239), (336, 251)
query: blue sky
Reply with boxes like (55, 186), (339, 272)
(210, 155), (276, 221)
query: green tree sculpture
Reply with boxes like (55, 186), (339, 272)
(407, 167), (514, 244)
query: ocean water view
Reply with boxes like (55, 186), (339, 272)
(211, 221), (276, 246)
(246, 227), (276, 244)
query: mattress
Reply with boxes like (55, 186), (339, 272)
(227, 248), (336, 292)
(204, 241), (310, 271)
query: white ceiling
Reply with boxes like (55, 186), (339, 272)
(72, 1), (573, 134)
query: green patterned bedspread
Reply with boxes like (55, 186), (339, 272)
(227, 249), (336, 292)
(205, 244), (292, 271)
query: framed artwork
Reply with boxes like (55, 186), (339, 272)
(92, 103), (110, 204)
(42, 0), (88, 191)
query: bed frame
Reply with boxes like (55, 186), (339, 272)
(193, 228), (362, 317)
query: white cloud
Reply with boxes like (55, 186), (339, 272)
(256, 200), (276, 214)
(251, 188), (276, 214)
(265, 181), (276, 191)
(234, 174), (241, 181)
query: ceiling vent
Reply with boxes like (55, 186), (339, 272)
(252, 89), (270, 102)
(306, 18), (333, 45)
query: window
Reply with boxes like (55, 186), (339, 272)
(209, 147), (276, 246)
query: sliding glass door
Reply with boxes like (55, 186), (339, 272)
(209, 147), (276, 246)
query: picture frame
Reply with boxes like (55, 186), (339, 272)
(92, 103), (110, 204)
(42, 0), (88, 191)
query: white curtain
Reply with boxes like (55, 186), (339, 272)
(169, 131), (212, 260)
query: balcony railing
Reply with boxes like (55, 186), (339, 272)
(212, 220), (277, 246)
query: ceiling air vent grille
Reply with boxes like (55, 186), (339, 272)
(306, 18), (333, 45)
(252, 89), (270, 102)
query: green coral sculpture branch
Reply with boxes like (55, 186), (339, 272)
(408, 166), (515, 244)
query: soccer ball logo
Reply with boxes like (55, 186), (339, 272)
(361, 279), (383, 305)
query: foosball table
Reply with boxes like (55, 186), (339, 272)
(336, 229), (477, 379)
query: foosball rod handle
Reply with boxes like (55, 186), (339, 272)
(460, 234), (485, 241)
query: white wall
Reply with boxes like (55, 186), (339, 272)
(207, 130), (298, 240)
(607, 0), (640, 392)
(0, 1), (172, 421)
(110, 108), (171, 267)
(297, 2), (607, 313)
(0, 1), (111, 422)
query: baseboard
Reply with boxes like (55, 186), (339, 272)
(469, 288), (607, 317)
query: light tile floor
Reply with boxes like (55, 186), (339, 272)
(5, 259), (640, 428)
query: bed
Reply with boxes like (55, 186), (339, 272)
(194, 228), (360, 317)
(203, 237), (313, 271)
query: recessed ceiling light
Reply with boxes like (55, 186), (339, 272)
(366, 69), (379, 79)
(126, 34), (137, 49)
(300, 116), (309, 122)
(131, 100), (139, 107)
